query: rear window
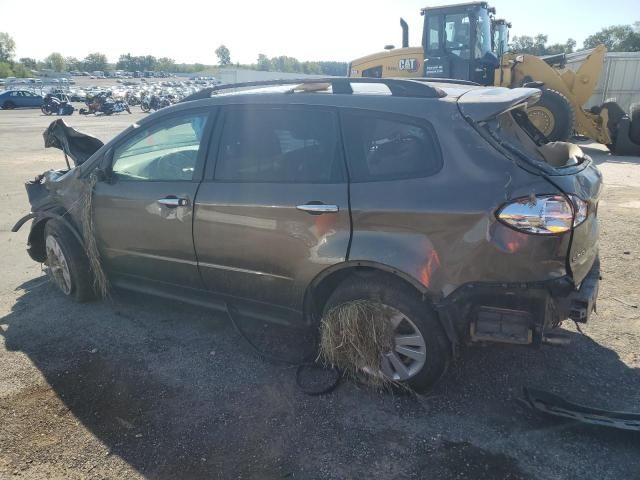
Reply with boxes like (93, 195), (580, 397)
(341, 111), (442, 182)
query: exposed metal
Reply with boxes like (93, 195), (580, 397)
(523, 388), (640, 432)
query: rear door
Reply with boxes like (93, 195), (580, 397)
(193, 104), (351, 319)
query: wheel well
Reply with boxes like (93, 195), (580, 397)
(27, 219), (49, 262)
(305, 266), (428, 325)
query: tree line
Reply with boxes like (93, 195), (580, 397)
(511, 22), (640, 55)
(1, 21), (640, 79)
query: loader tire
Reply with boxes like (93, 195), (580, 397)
(629, 103), (640, 144)
(528, 88), (575, 142)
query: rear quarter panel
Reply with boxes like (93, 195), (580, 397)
(347, 104), (570, 298)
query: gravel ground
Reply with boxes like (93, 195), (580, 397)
(0, 108), (639, 480)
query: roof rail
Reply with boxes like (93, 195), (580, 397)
(181, 77), (446, 103)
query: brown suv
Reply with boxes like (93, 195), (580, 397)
(14, 78), (602, 391)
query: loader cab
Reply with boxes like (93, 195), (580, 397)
(421, 2), (499, 85)
(492, 18), (511, 57)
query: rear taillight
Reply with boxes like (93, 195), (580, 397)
(497, 194), (588, 235)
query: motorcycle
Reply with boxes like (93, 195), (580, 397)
(140, 93), (171, 113)
(41, 94), (74, 116)
(125, 91), (141, 106)
(80, 92), (131, 115)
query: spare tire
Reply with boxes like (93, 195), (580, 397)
(527, 88), (575, 141)
(629, 103), (640, 144)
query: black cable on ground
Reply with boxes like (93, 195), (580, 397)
(225, 303), (341, 396)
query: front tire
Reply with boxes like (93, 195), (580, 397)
(44, 220), (96, 303)
(527, 88), (575, 141)
(323, 274), (451, 393)
(41, 105), (52, 115)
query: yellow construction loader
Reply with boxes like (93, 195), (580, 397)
(349, 2), (640, 154)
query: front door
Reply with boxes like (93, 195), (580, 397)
(93, 110), (212, 289)
(193, 105), (351, 319)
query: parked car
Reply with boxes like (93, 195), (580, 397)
(0, 90), (44, 109)
(13, 78), (601, 392)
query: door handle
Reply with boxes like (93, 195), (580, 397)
(157, 196), (189, 208)
(296, 203), (339, 214)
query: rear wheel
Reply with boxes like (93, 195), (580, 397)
(323, 275), (451, 393)
(2, 101), (16, 110)
(629, 103), (640, 144)
(44, 220), (95, 303)
(527, 88), (575, 141)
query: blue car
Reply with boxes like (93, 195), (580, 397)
(0, 90), (43, 109)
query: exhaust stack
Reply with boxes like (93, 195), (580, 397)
(400, 18), (409, 48)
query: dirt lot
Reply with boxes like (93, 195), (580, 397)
(0, 107), (638, 480)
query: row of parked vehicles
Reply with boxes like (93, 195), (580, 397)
(0, 78), (221, 115)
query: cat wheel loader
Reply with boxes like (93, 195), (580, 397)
(349, 1), (640, 155)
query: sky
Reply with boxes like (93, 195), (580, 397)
(3, 0), (639, 65)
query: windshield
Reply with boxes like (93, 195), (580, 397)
(475, 7), (492, 58)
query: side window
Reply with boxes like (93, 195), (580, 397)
(426, 15), (442, 52)
(445, 13), (471, 58)
(111, 112), (208, 181)
(215, 107), (343, 183)
(342, 112), (441, 182)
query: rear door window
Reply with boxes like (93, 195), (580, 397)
(214, 107), (344, 183)
(341, 111), (442, 182)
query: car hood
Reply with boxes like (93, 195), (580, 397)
(457, 87), (542, 122)
(43, 119), (104, 166)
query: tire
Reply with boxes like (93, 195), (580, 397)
(2, 101), (16, 110)
(323, 274), (451, 393)
(41, 105), (52, 115)
(140, 102), (150, 113)
(599, 101), (626, 144)
(629, 103), (640, 144)
(44, 220), (95, 303)
(527, 88), (575, 141)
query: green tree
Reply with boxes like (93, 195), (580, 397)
(83, 52), (108, 72)
(511, 34), (576, 55)
(583, 23), (640, 51)
(12, 63), (31, 77)
(44, 52), (66, 72)
(65, 56), (81, 71)
(0, 32), (15, 62)
(256, 53), (270, 71)
(0, 62), (13, 77)
(215, 45), (231, 66)
(19, 57), (37, 69)
(156, 57), (176, 72)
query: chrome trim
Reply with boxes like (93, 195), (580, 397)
(296, 204), (339, 214)
(106, 248), (293, 281)
(198, 261), (293, 281)
(107, 248), (198, 265)
(158, 197), (189, 207)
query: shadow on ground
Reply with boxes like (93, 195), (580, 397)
(1, 277), (639, 479)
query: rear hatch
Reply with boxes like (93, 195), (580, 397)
(458, 87), (603, 284)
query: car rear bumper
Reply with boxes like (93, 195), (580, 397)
(442, 257), (600, 345)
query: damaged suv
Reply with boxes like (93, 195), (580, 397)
(13, 78), (602, 392)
